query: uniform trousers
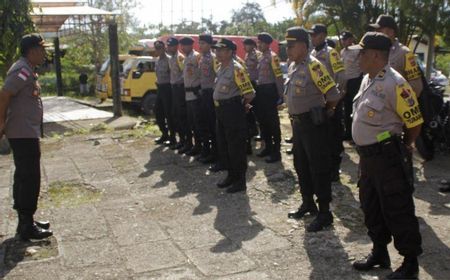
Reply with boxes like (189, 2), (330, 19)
(199, 88), (217, 154)
(254, 83), (281, 152)
(344, 75), (363, 139)
(292, 113), (332, 204)
(215, 97), (248, 180)
(9, 138), (41, 216)
(186, 96), (202, 146)
(171, 84), (188, 143)
(358, 142), (422, 257)
(328, 100), (344, 177)
(155, 83), (175, 139)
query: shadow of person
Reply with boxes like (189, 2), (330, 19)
(304, 229), (365, 279)
(417, 217), (450, 279)
(0, 237), (52, 278)
(210, 193), (263, 253)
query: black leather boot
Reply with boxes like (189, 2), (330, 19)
(288, 199), (318, 219)
(154, 134), (168, 144)
(226, 177), (247, 193)
(306, 211), (333, 232)
(386, 256), (419, 279)
(353, 245), (391, 271)
(217, 175), (234, 188)
(17, 214), (53, 241)
(186, 144), (201, 156)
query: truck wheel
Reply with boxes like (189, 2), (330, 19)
(141, 92), (156, 115)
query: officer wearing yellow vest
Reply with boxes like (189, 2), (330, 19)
(369, 15), (423, 96)
(255, 32), (284, 163)
(350, 32), (422, 279)
(309, 24), (346, 182)
(284, 27), (340, 232)
(212, 38), (255, 193)
(167, 37), (187, 150)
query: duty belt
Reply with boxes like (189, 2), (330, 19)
(184, 86), (201, 92)
(289, 112), (310, 122)
(214, 96), (241, 107)
(356, 138), (397, 158)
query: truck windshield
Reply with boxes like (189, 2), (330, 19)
(122, 58), (135, 78)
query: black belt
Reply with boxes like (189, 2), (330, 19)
(214, 96), (242, 107)
(185, 86), (201, 92)
(356, 138), (398, 158)
(289, 112), (311, 122)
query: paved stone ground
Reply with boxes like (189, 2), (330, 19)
(0, 117), (449, 279)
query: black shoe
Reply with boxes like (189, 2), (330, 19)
(209, 163), (225, 172)
(265, 153), (281, 163)
(186, 145), (201, 156)
(353, 247), (391, 271)
(306, 211), (333, 232)
(217, 176), (234, 188)
(200, 154), (216, 164)
(155, 135), (168, 145)
(386, 257), (418, 279)
(35, 220), (50, 230)
(257, 148), (271, 158)
(174, 142), (184, 150)
(226, 179), (247, 193)
(285, 148), (293, 155)
(17, 214), (53, 241)
(288, 202), (318, 219)
(439, 184), (450, 193)
(178, 145), (193, 154)
(254, 135), (262, 142)
(285, 137), (293, 144)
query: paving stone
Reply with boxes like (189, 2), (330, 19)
(217, 271), (271, 280)
(1, 260), (60, 280)
(185, 246), (256, 276)
(61, 265), (131, 280)
(133, 265), (204, 280)
(61, 238), (121, 268)
(120, 240), (186, 274)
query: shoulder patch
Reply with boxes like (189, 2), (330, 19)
(271, 53), (283, 78)
(395, 82), (423, 128)
(329, 49), (345, 73)
(308, 60), (336, 94)
(404, 52), (421, 81)
(234, 66), (254, 95)
(17, 67), (31, 81)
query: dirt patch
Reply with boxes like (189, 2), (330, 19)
(40, 181), (102, 209)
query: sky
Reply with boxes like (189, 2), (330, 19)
(132, 0), (296, 27)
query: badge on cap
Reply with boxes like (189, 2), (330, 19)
(368, 110), (375, 118)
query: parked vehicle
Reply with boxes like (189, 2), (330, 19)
(96, 54), (134, 101)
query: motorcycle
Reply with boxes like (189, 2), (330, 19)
(415, 81), (450, 161)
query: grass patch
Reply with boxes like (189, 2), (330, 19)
(40, 181), (102, 209)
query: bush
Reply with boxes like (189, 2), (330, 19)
(39, 71), (96, 96)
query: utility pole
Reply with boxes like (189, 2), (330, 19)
(53, 36), (63, 97)
(108, 21), (122, 117)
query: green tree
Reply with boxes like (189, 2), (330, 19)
(0, 0), (34, 78)
(229, 2), (269, 35)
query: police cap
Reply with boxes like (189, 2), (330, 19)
(230, 41), (237, 51)
(257, 32), (273, 44)
(349, 32), (392, 51)
(243, 38), (256, 46)
(212, 38), (234, 50)
(308, 24), (327, 35)
(369, 14), (398, 33)
(166, 37), (179, 46)
(20, 33), (50, 56)
(341, 31), (354, 40)
(284, 27), (309, 45)
(179, 36), (194, 45)
(199, 34), (213, 44)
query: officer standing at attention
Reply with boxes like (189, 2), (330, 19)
(179, 37), (202, 156)
(212, 38), (255, 193)
(0, 34), (53, 240)
(309, 24), (346, 182)
(198, 34), (219, 165)
(369, 15), (423, 96)
(350, 32), (423, 279)
(166, 37), (187, 151)
(284, 27), (340, 232)
(154, 40), (176, 146)
(255, 32), (284, 163)
(340, 31), (363, 140)
(243, 38), (261, 155)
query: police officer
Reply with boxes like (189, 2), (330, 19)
(340, 31), (363, 140)
(166, 37), (187, 150)
(255, 32), (284, 163)
(369, 15), (423, 96)
(0, 34), (53, 240)
(212, 38), (255, 193)
(198, 34), (219, 164)
(284, 27), (340, 232)
(154, 40), (176, 146)
(350, 32), (422, 279)
(243, 38), (261, 154)
(179, 36), (202, 155)
(309, 24), (345, 182)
